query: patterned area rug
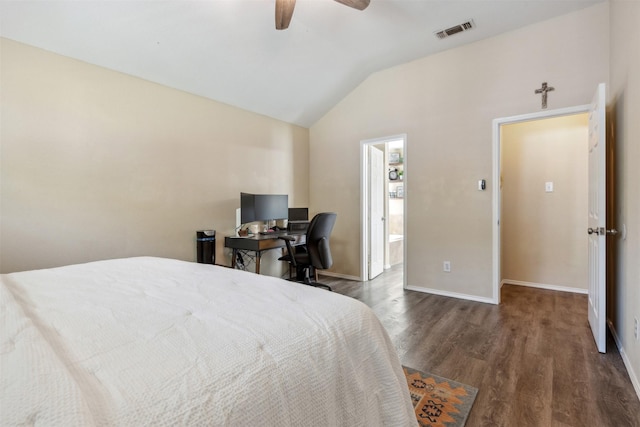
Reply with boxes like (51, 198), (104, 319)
(403, 366), (478, 427)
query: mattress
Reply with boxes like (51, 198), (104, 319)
(1, 257), (416, 426)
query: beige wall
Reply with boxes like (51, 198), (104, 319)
(0, 38), (309, 274)
(610, 0), (640, 400)
(501, 114), (588, 291)
(310, 3), (609, 299)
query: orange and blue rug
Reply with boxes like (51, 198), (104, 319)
(403, 366), (478, 427)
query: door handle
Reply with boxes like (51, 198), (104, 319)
(588, 227), (619, 236)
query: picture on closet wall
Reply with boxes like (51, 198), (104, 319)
(389, 152), (400, 163)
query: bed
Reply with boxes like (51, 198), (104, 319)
(1, 256), (416, 426)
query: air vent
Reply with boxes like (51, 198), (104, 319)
(435, 20), (475, 40)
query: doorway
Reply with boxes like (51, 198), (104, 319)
(360, 134), (407, 285)
(501, 113), (589, 293)
(492, 106), (590, 303)
(386, 140), (405, 270)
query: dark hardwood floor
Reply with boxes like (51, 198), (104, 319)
(322, 265), (640, 427)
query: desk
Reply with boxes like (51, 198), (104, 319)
(224, 233), (305, 274)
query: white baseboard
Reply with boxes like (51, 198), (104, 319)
(405, 285), (495, 305)
(320, 271), (361, 281)
(501, 279), (588, 295)
(607, 320), (640, 402)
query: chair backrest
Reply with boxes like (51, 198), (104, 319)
(306, 212), (337, 270)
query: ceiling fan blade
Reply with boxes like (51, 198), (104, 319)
(333, 0), (370, 11)
(276, 0), (296, 30)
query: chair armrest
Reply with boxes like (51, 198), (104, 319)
(278, 235), (297, 266)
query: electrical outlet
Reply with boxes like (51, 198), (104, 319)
(443, 261), (451, 273)
(634, 317), (639, 341)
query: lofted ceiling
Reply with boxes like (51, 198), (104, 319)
(0, 0), (602, 127)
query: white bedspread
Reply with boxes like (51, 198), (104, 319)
(1, 257), (416, 426)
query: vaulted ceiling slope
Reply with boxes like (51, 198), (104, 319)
(0, 0), (602, 127)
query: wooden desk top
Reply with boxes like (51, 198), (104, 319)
(224, 233), (305, 252)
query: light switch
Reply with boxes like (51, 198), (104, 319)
(545, 182), (554, 192)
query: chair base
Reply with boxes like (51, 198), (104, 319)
(284, 277), (332, 291)
(303, 279), (332, 291)
(301, 267), (331, 291)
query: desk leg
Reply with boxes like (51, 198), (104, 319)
(255, 251), (261, 274)
(231, 249), (237, 269)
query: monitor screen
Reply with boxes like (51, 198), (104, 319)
(241, 193), (289, 224)
(240, 192), (256, 224)
(288, 207), (308, 221)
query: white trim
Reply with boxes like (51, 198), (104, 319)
(617, 346), (640, 401)
(492, 104), (590, 305)
(405, 285), (495, 305)
(492, 118), (501, 304)
(608, 320), (640, 402)
(496, 105), (591, 124)
(320, 271), (360, 281)
(360, 134), (407, 286)
(360, 142), (368, 282)
(501, 279), (588, 294)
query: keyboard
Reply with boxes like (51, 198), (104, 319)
(258, 230), (287, 237)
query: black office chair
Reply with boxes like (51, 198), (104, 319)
(279, 212), (337, 291)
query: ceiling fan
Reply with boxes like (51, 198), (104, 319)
(275, 0), (370, 30)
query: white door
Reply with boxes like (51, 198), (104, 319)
(587, 82), (607, 353)
(369, 146), (385, 279)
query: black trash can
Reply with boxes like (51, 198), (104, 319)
(196, 230), (216, 264)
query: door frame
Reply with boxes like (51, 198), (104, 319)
(360, 133), (407, 283)
(492, 105), (589, 304)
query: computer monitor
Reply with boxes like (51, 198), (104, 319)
(288, 207), (308, 221)
(240, 193), (288, 225)
(240, 193), (256, 224)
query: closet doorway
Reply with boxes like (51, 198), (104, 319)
(360, 134), (407, 286)
(492, 105), (592, 303)
(500, 113), (589, 294)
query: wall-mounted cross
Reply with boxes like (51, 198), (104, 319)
(535, 82), (555, 109)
